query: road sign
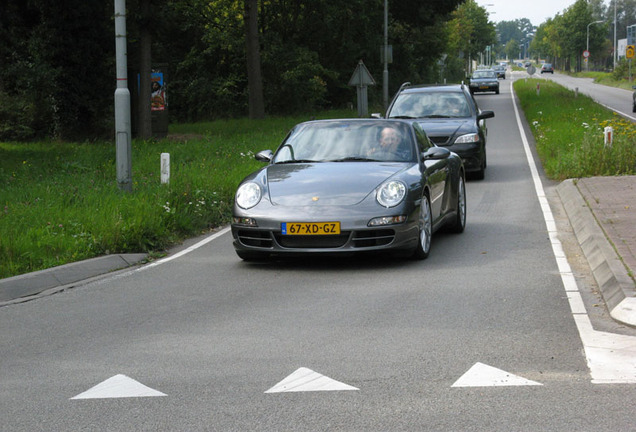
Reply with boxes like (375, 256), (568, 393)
(627, 45), (635, 59)
(348, 60), (376, 87)
(583, 50), (590, 58)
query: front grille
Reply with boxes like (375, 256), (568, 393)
(274, 233), (350, 249)
(236, 230), (273, 248)
(429, 136), (451, 146)
(352, 229), (395, 248)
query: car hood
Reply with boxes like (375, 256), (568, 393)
(416, 118), (473, 136)
(265, 162), (407, 206)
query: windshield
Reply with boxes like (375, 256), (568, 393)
(388, 91), (471, 118)
(273, 121), (415, 163)
(472, 70), (495, 79)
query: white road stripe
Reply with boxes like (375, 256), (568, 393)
(510, 79), (636, 384)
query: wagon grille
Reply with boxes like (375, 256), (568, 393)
(429, 136), (451, 146)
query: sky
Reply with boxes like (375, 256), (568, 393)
(475, 0), (578, 26)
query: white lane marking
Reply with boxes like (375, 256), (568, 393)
(510, 79), (636, 384)
(70, 374), (167, 399)
(452, 363), (542, 387)
(265, 367), (359, 393)
(137, 226), (231, 271)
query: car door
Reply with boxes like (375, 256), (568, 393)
(415, 124), (448, 221)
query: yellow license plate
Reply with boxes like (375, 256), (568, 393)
(479, 85), (489, 89)
(282, 222), (340, 235)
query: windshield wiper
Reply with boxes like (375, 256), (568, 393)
(274, 159), (318, 164)
(420, 114), (452, 118)
(388, 115), (416, 119)
(328, 157), (378, 162)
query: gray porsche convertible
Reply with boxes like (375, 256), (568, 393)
(231, 119), (466, 261)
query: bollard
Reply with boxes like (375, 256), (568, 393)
(575, 87), (579, 98)
(604, 127), (613, 147)
(161, 153), (170, 184)
(536, 83), (540, 96)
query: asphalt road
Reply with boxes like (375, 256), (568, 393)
(532, 70), (635, 121)
(2, 78), (635, 431)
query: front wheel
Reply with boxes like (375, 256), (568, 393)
(447, 176), (466, 233)
(413, 195), (432, 260)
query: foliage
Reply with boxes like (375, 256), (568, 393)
(1, 0), (471, 140)
(445, 0), (496, 75)
(514, 78), (636, 180)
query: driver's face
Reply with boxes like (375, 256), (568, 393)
(380, 128), (400, 149)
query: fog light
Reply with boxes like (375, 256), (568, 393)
(233, 217), (258, 227)
(368, 215), (406, 226)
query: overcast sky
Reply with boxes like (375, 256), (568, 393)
(475, 0), (578, 26)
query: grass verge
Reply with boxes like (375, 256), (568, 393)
(513, 78), (636, 180)
(0, 109), (353, 278)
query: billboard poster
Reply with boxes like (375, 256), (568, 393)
(151, 72), (166, 111)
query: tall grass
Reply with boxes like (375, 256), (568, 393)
(0, 109), (354, 278)
(514, 78), (636, 180)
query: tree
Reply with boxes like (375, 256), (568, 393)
(244, 0), (264, 119)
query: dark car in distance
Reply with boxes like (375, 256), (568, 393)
(493, 65), (506, 79)
(541, 63), (554, 74)
(468, 69), (500, 94)
(384, 83), (494, 179)
(232, 119), (467, 261)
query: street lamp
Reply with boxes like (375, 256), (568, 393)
(586, 20), (604, 71)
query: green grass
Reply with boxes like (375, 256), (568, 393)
(0, 109), (354, 278)
(514, 78), (636, 180)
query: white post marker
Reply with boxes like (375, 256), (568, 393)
(604, 127), (613, 147)
(161, 153), (170, 184)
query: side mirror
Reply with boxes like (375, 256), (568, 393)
(422, 147), (451, 160)
(371, 113), (383, 119)
(477, 110), (495, 121)
(255, 150), (273, 162)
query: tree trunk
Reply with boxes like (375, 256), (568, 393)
(138, 0), (152, 139)
(244, 0), (265, 119)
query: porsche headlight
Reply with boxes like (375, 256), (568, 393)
(236, 182), (262, 209)
(376, 180), (406, 208)
(455, 133), (479, 144)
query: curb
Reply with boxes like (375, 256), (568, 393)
(557, 179), (636, 327)
(0, 253), (148, 303)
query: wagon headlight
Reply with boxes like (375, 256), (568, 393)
(236, 182), (262, 209)
(455, 133), (479, 144)
(376, 180), (406, 208)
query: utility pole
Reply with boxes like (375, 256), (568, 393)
(383, 0), (389, 110)
(114, 0), (132, 192)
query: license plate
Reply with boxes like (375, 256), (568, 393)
(281, 222), (340, 235)
(479, 85), (489, 89)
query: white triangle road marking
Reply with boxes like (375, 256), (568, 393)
(70, 374), (167, 399)
(451, 362), (543, 387)
(265, 367), (359, 393)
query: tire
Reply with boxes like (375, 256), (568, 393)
(447, 176), (466, 233)
(473, 156), (486, 180)
(413, 195), (432, 260)
(495, 88), (500, 94)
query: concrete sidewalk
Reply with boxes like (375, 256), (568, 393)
(557, 176), (636, 327)
(0, 253), (147, 303)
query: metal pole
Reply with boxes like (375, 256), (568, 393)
(114, 0), (132, 192)
(614, 1), (617, 68)
(383, 0), (388, 110)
